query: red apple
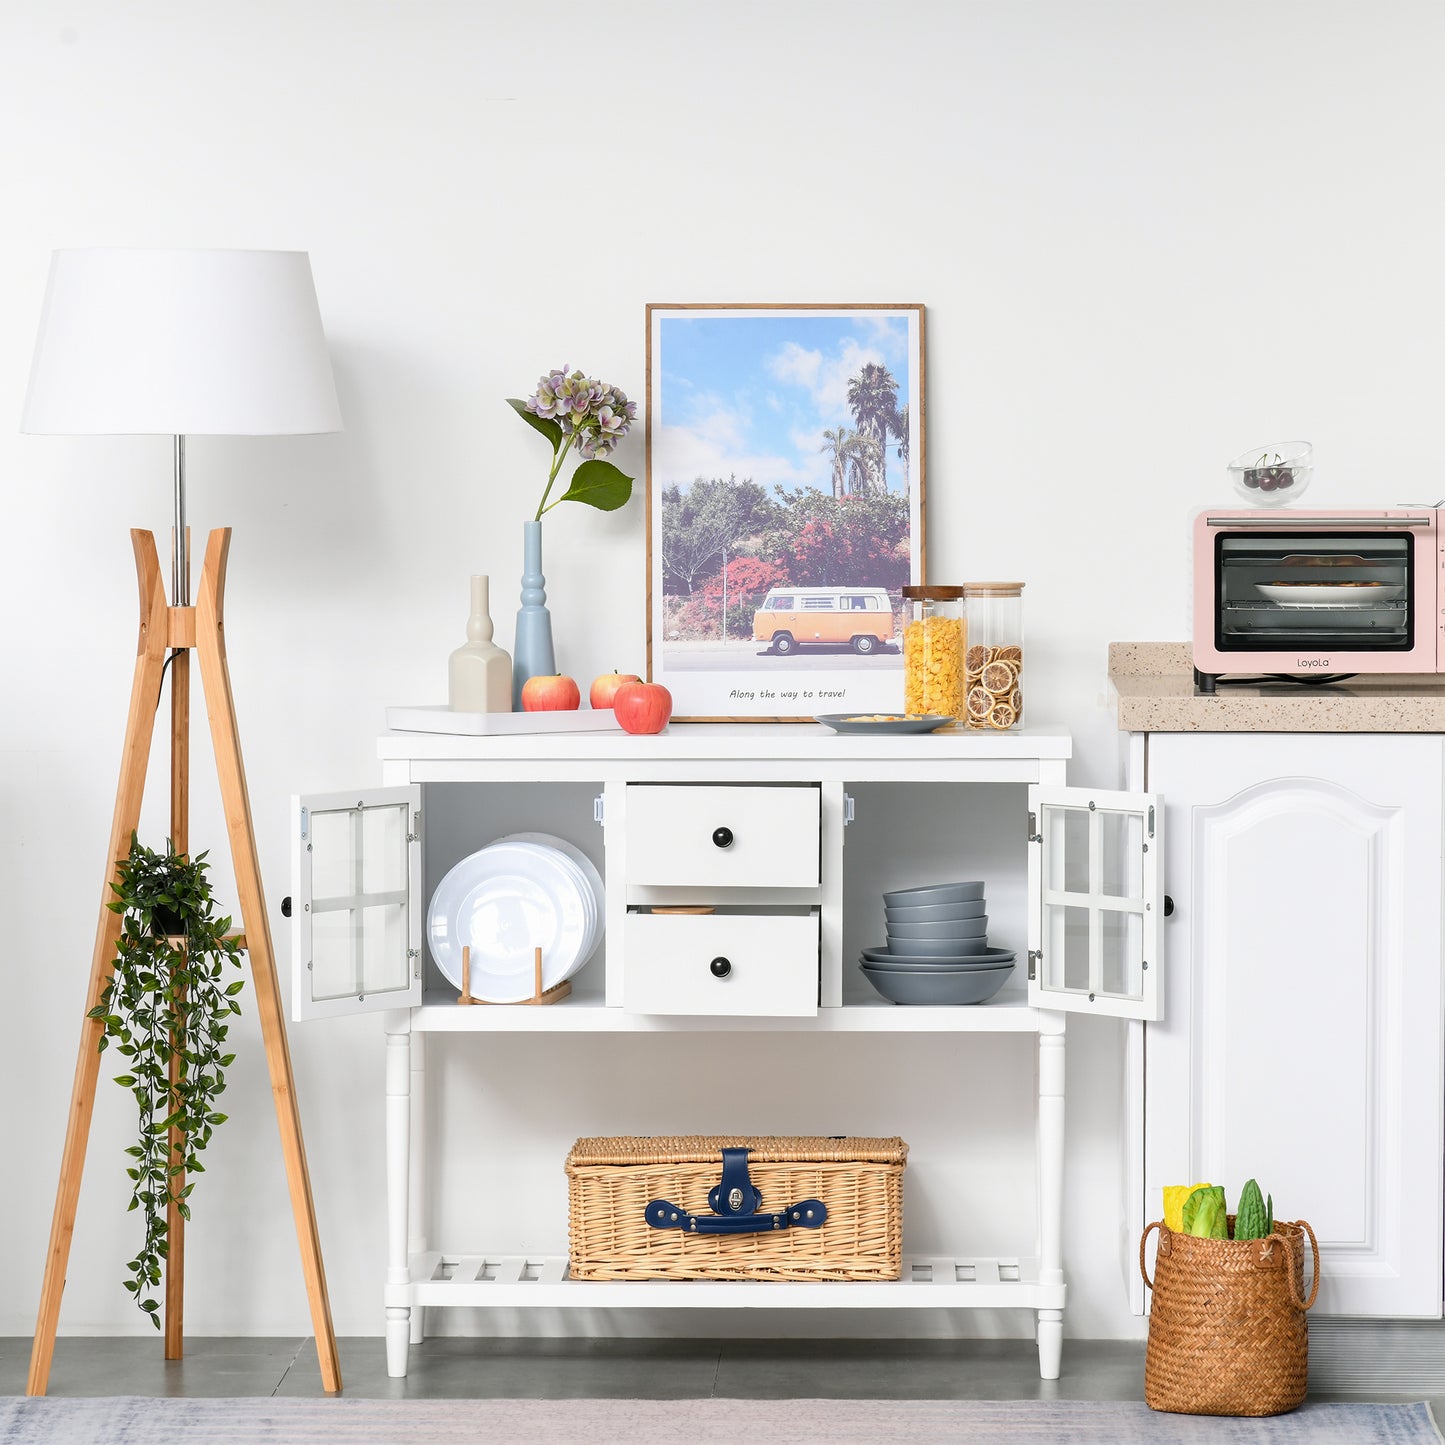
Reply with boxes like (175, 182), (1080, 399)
(590, 670), (643, 710)
(521, 674), (581, 711)
(613, 681), (672, 735)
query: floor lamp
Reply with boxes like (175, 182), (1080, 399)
(21, 249), (343, 1395)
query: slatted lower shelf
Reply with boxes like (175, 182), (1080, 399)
(397, 1252), (1065, 1311)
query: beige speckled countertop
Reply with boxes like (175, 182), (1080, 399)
(1110, 642), (1445, 732)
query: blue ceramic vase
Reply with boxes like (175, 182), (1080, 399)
(512, 519), (556, 708)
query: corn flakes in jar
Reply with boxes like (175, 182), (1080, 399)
(901, 585), (965, 719)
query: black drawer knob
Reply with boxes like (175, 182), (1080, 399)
(712, 826), (734, 849)
(281, 896), (293, 918)
(1163, 895), (1175, 917)
(710, 956), (732, 979)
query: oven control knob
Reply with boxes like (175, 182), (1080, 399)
(712, 826), (734, 849)
(710, 956), (732, 979)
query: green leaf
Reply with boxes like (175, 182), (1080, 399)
(556, 458), (633, 513)
(224, 981), (245, 997)
(506, 397), (563, 450)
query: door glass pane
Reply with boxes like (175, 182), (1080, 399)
(1101, 908), (1143, 999)
(1046, 903), (1090, 992)
(310, 808), (357, 900)
(306, 799), (412, 1005)
(361, 904), (409, 994)
(1100, 810), (1143, 898)
(1046, 806), (1091, 894)
(361, 803), (408, 894)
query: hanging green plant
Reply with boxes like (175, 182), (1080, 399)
(88, 834), (245, 1325)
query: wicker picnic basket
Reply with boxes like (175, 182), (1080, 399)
(1140, 1216), (1320, 1417)
(566, 1135), (907, 1281)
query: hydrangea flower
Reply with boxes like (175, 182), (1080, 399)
(526, 367), (636, 458)
(509, 366), (637, 520)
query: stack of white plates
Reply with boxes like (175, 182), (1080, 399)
(426, 832), (605, 1002)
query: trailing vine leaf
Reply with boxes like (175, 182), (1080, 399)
(88, 834), (244, 1324)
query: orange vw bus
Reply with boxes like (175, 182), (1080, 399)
(752, 587), (896, 655)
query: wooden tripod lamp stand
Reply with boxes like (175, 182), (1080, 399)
(21, 249), (343, 1395)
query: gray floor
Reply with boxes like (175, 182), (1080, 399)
(1, 1336), (1441, 1414)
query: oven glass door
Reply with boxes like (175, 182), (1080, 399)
(1215, 531), (1414, 652)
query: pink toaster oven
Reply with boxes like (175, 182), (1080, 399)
(1193, 508), (1443, 689)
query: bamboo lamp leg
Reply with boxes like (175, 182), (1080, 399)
(28, 532), (169, 1396)
(164, 581), (190, 1360)
(194, 528), (341, 1394)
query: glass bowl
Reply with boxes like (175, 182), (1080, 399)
(1227, 441), (1313, 507)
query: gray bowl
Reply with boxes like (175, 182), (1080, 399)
(882, 935), (992, 957)
(862, 953), (1014, 974)
(863, 944), (1014, 967)
(886, 915), (987, 942)
(860, 962), (1015, 1005)
(884, 900), (987, 924)
(883, 882), (985, 907)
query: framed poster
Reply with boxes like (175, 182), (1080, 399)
(646, 303), (925, 721)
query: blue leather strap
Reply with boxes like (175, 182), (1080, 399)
(708, 1147), (763, 1217)
(645, 1197), (828, 1234)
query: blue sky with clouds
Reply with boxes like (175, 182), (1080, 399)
(654, 310), (916, 496)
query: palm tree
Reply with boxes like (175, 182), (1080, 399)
(845, 432), (883, 497)
(847, 363), (900, 493)
(893, 402), (910, 475)
(820, 427), (883, 497)
(819, 427), (852, 499)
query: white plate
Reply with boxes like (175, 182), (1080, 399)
(495, 832), (606, 976)
(1255, 582), (1404, 607)
(427, 842), (590, 1001)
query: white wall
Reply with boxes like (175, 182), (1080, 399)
(2, 0), (1441, 1343)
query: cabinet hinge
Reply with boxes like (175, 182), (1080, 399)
(1027, 949), (1041, 981)
(408, 947), (420, 978)
(300, 806), (309, 841)
(1148, 805), (1156, 838)
(844, 793), (856, 827)
(594, 795), (606, 826)
(1027, 811), (1041, 844)
(406, 809), (422, 843)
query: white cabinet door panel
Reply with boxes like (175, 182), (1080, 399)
(1146, 733), (1442, 1317)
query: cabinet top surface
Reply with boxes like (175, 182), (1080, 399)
(377, 721), (1072, 764)
(1110, 642), (1445, 733)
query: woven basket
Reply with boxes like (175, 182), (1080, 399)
(566, 1135), (906, 1281)
(1140, 1216), (1320, 1417)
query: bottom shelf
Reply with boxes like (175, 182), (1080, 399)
(398, 1252), (1065, 1311)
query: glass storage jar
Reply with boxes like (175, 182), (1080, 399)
(963, 582), (1025, 729)
(901, 585), (965, 719)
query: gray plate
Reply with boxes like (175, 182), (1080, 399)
(883, 881), (985, 906)
(860, 963), (1016, 1005)
(882, 934), (992, 957)
(862, 955), (1014, 974)
(886, 916), (988, 942)
(816, 714), (954, 735)
(864, 944), (1015, 967)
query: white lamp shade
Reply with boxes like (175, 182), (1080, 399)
(21, 249), (342, 436)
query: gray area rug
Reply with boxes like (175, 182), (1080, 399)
(0, 1396), (1440, 1442)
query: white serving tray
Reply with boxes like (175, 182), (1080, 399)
(386, 704), (624, 736)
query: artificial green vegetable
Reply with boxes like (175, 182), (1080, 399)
(1234, 1178), (1268, 1240)
(1183, 1185), (1229, 1239)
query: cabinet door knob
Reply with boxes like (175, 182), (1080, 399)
(710, 956), (732, 979)
(281, 896), (293, 918)
(712, 826), (734, 849)
(1163, 895), (1175, 917)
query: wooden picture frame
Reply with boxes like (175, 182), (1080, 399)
(646, 303), (926, 722)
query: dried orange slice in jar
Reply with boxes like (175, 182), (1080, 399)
(988, 701), (1016, 729)
(966, 644), (988, 673)
(967, 685), (993, 719)
(981, 660), (1015, 694)
(997, 645), (1022, 665)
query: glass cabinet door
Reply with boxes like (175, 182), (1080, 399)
(1027, 784), (1162, 1020)
(291, 786), (422, 1021)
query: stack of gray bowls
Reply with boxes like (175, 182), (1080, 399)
(859, 881), (1016, 1005)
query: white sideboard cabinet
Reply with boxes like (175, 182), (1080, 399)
(1125, 731), (1444, 1318)
(288, 724), (1163, 1378)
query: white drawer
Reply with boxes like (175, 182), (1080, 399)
(622, 911), (819, 1016)
(624, 784), (820, 889)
